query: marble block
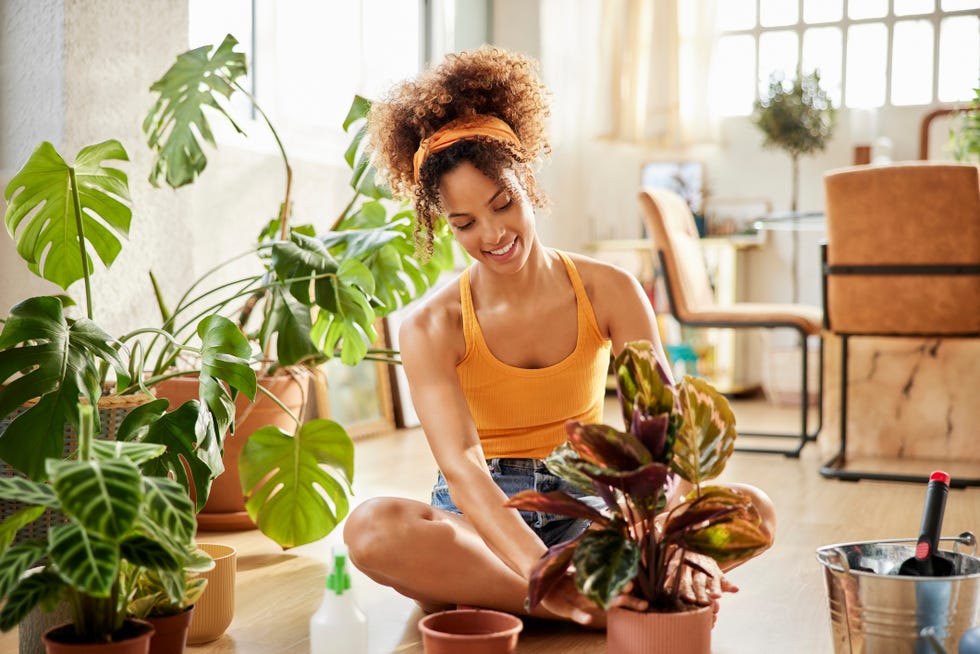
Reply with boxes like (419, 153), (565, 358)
(818, 334), (980, 463)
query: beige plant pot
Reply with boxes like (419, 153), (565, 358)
(606, 604), (712, 654)
(186, 544), (237, 645)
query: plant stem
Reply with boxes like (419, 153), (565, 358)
(68, 167), (94, 320)
(78, 403), (95, 462)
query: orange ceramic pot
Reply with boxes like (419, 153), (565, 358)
(154, 370), (308, 530)
(606, 605), (712, 654)
(418, 609), (523, 654)
(42, 620), (154, 654)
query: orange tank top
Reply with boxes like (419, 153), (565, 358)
(456, 250), (612, 460)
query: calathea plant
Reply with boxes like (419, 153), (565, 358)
(0, 405), (209, 643)
(506, 340), (772, 612)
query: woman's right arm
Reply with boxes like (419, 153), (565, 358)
(398, 302), (549, 581)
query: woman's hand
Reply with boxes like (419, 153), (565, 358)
(539, 572), (648, 628)
(667, 551), (739, 625)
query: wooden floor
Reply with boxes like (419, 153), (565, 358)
(3, 396), (978, 653)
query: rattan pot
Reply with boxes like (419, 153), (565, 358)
(606, 605), (712, 654)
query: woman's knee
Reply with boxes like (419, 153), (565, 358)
(344, 497), (427, 570)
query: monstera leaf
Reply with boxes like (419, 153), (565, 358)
(0, 296), (129, 480)
(3, 140), (132, 291)
(240, 419), (354, 549)
(671, 375), (737, 486)
(144, 33), (248, 188)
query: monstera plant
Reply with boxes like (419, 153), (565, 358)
(0, 138), (255, 505)
(137, 34), (457, 548)
(0, 405), (210, 647)
(507, 340), (772, 652)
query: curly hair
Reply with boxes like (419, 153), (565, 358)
(367, 46), (551, 257)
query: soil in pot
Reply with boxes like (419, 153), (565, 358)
(145, 607), (194, 654)
(607, 604), (712, 654)
(417, 609), (522, 654)
(42, 619), (154, 654)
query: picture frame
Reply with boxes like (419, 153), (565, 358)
(312, 324), (395, 440)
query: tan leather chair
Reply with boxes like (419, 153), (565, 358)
(639, 188), (824, 456)
(819, 162), (980, 487)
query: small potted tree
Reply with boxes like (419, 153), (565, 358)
(752, 70), (836, 213)
(0, 405), (209, 652)
(506, 340), (773, 654)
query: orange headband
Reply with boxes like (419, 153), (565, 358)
(412, 115), (522, 183)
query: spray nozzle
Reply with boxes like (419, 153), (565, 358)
(326, 544), (352, 595)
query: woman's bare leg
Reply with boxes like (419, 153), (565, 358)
(344, 497), (567, 620)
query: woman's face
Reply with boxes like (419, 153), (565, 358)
(437, 161), (536, 271)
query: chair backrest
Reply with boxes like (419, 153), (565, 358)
(823, 162), (980, 335)
(638, 188), (716, 319)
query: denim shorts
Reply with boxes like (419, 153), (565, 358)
(430, 458), (605, 548)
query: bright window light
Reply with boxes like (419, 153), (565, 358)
(938, 15), (980, 102)
(718, 0), (756, 30)
(845, 23), (887, 107)
(803, 27), (843, 106)
(848, 0), (888, 19)
(759, 30), (799, 95)
(894, 0), (936, 15)
(760, 0), (799, 27)
(941, 0), (980, 9)
(712, 35), (756, 116)
(891, 20), (935, 105)
(803, 0), (843, 24)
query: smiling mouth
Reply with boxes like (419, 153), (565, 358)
(487, 239), (516, 256)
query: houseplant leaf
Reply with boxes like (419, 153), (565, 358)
(196, 313), (256, 443)
(504, 490), (609, 527)
(0, 297), (128, 479)
(526, 534), (583, 609)
(140, 475), (196, 544)
(0, 541), (47, 599)
(565, 421), (652, 470)
(50, 458), (142, 541)
(3, 140), (132, 290)
(572, 528), (639, 610)
(47, 522), (119, 598)
(0, 569), (62, 632)
(671, 375), (737, 485)
(0, 506), (45, 549)
(240, 419), (354, 548)
(90, 440), (166, 466)
(0, 477), (59, 509)
(144, 34), (248, 188)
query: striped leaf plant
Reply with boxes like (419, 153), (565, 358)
(0, 405), (209, 643)
(506, 340), (773, 613)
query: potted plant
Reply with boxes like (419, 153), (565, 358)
(137, 34), (458, 547)
(0, 139), (257, 508)
(0, 405), (210, 652)
(506, 340), (773, 654)
(122, 550), (213, 654)
(752, 70), (836, 213)
(950, 87), (980, 163)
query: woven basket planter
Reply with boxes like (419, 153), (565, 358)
(0, 393), (152, 543)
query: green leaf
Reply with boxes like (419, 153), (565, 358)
(0, 506), (46, 549)
(240, 419), (354, 548)
(565, 421), (652, 471)
(669, 487), (771, 565)
(342, 95), (372, 132)
(614, 341), (675, 429)
(50, 458), (142, 541)
(91, 440), (166, 465)
(3, 140), (132, 290)
(261, 287), (322, 367)
(272, 232), (340, 306)
(140, 476), (196, 545)
(130, 401), (219, 510)
(120, 534), (182, 572)
(0, 297), (127, 479)
(572, 529), (639, 610)
(0, 569), (63, 632)
(671, 375), (737, 485)
(144, 34), (248, 188)
(0, 540), (47, 598)
(0, 477), (59, 509)
(196, 314), (256, 447)
(48, 522), (119, 598)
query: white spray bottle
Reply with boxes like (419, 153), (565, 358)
(309, 544), (368, 654)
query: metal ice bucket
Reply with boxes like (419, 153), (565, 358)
(816, 533), (980, 654)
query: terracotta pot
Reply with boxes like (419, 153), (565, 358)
(154, 370), (309, 530)
(145, 607), (193, 654)
(417, 609), (522, 654)
(606, 604), (712, 654)
(186, 543), (237, 645)
(42, 619), (154, 654)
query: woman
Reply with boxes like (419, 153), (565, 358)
(343, 46), (774, 627)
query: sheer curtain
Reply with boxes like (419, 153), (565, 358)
(597, 0), (719, 148)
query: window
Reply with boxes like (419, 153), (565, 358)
(189, 0), (424, 160)
(714, 0), (979, 115)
